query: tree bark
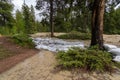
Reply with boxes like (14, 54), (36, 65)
(50, 0), (54, 37)
(90, 0), (105, 50)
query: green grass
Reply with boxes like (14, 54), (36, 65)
(0, 46), (15, 60)
(56, 31), (91, 40)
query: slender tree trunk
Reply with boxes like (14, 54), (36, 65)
(90, 0), (105, 50)
(50, 0), (54, 37)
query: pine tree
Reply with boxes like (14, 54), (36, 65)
(15, 9), (25, 33)
(0, 0), (13, 27)
(36, 0), (54, 37)
(22, 3), (37, 34)
(29, 5), (36, 33)
(22, 4), (31, 34)
(91, 0), (105, 50)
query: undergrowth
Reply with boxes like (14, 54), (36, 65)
(56, 47), (118, 73)
(11, 33), (35, 48)
(56, 31), (91, 40)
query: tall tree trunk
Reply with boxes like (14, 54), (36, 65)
(50, 0), (54, 37)
(90, 0), (105, 50)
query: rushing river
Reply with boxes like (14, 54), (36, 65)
(32, 37), (120, 62)
(32, 37), (84, 52)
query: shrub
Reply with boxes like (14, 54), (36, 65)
(56, 31), (91, 40)
(11, 33), (35, 48)
(0, 26), (11, 35)
(57, 48), (115, 72)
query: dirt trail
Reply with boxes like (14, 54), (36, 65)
(1, 34), (120, 80)
(0, 50), (120, 80)
(0, 50), (72, 80)
(0, 37), (39, 73)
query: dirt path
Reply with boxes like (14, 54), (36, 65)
(0, 50), (55, 80)
(0, 50), (70, 80)
(0, 34), (120, 80)
(0, 50), (120, 80)
(0, 37), (39, 73)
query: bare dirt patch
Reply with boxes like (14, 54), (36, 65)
(0, 36), (39, 73)
(0, 50), (120, 80)
(104, 34), (120, 46)
(31, 32), (66, 38)
(83, 34), (120, 47)
(0, 34), (120, 80)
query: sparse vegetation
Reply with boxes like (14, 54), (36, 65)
(56, 31), (91, 40)
(11, 33), (35, 48)
(57, 47), (118, 72)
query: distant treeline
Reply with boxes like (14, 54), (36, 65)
(0, 0), (120, 35)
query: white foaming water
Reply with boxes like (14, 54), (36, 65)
(104, 44), (117, 51)
(113, 56), (120, 62)
(33, 38), (120, 62)
(103, 44), (120, 62)
(32, 37), (84, 52)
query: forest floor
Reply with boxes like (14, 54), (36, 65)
(0, 33), (120, 80)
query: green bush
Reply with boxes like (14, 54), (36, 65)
(11, 33), (35, 48)
(57, 48), (115, 72)
(56, 31), (91, 40)
(0, 26), (11, 35)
